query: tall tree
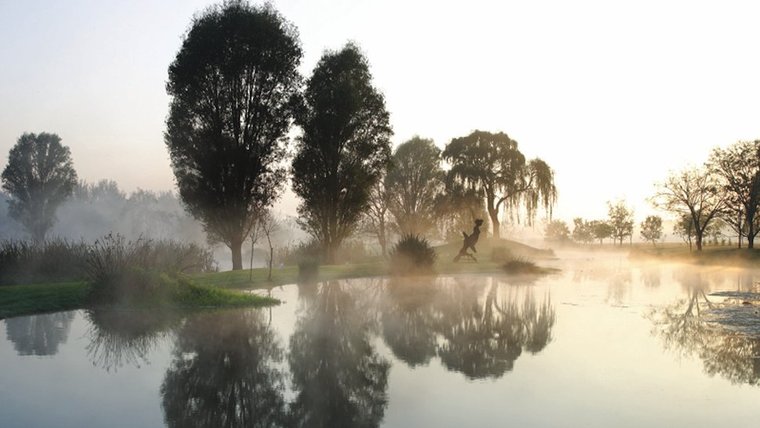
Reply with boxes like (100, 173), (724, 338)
(653, 167), (726, 251)
(442, 131), (556, 238)
(1, 132), (77, 242)
(165, 2), (302, 270)
(708, 140), (760, 248)
(361, 179), (392, 257)
(640, 215), (663, 246)
(607, 200), (634, 245)
(291, 43), (392, 263)
(385, 137), (444, 236)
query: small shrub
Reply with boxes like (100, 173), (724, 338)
(502, 257), (543, 275)
(282, 240), (322, 281)
(389, 234), (436, 275)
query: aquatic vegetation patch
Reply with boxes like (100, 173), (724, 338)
(705, 291), (760, 336)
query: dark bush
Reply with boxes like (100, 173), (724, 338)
(389, 234), (436, 275)
(0, 239), (88, 285)
(282, 240), (322, 281)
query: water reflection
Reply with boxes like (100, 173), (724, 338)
(5, 312), (74, 356)
(435, 279), (555, 379)
(380, 277), (556, 379)
(161, 309), (287, 428)
(86, 309), (177, 372)
(380, 279), (438, 367)
(651, 270), (760, 386)
(289, 280), (389, 428)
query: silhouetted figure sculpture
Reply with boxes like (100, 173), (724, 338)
(454, 219), (483, 262)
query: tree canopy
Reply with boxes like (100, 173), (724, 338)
(442, 130), (556, 238)
(385, 137), (444, 236)
(607, 200), (634, 245)
(640, 215), (663, 246)
(1, 132), (78, 242)
(708, 140), (760, 248)
(291, 43), (392, 263)
(165, 1), (302, 269)
(653, 167), (725, 251)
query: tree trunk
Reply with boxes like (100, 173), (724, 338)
(695, 232), (703, 252)
(231, 238), (243, 270)
(324, 240), (338, 265)
(378, 222), (387, 257)
(267, 235), (274, 281)
(487, 199), (500, 239)
(748, 233), (755, 249)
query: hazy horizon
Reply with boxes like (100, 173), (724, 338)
(3, 0), (760, 225)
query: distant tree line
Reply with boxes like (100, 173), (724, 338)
(0, 177), (206, 244)
(544, 200), (640, 246)
(651, 140), (760, 251)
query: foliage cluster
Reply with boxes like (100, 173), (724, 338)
(1, 132), (78, 242)
(0, 239), (88, 285)
(83, 234), (216, 303)
(652, 140), (760, 251)
(544, 220), (570, 242)
(389, 234), (437, 275)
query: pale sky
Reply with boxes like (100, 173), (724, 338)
(2, 0), (760, 226)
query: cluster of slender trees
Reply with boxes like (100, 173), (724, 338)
(651, 139), (760, 251)
(1, 2), (558, 270)
(162, 1), (557, 268)
(545, 200), (637, 245)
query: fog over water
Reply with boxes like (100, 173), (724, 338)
(2, 252), (760, 427)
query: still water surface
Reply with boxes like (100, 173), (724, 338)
(2, 252), (760, 427)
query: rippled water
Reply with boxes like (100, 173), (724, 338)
(2, 251), (760, 427)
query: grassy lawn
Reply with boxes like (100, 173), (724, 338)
(1, 237), (559, 320)
(629, 244), (760, 265)
(0, 281), (88, 319)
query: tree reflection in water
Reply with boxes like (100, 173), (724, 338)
(161, 309), (287, 428)
(4, 311), (74, 356)
(380, 278), (438, 367)
(650, 270), (760, 386)
(288, 280), (389, 428)
(86, 309), (177, 372)
(381, 277), (556, 379)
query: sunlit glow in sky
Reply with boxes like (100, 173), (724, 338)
(2, 0), (759, 225)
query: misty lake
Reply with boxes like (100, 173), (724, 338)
(2, 251), (760, 427)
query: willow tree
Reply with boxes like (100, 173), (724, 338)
(291, 43), (392, 263)
(442, 131), (557, 238)
(1, 132), (78, 242)
(165, 2), (302, 270)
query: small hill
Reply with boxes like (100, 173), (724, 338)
(436, 236), (555, 262)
